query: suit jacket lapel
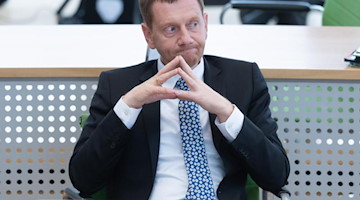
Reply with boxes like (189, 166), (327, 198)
(203, 57), (227, 148)
(204, 57), (225, 120)
(139, 61), (161, 178)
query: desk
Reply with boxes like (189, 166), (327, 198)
(0, 25), (359, 200)
(1, 25), (360, 78)
(207, 25), (360, 80)
(0, 25), (147, 77)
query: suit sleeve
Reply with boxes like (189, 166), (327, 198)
(231, 63), (290, 193)
(69, 72), (131, 196)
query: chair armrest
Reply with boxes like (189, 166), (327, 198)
(278, 187), (291, 200)
(63, 187), (93, 200)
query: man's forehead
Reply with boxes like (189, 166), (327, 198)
(151, 0), (203, 11)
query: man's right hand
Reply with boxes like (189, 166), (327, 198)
(122, 56), (182, 108)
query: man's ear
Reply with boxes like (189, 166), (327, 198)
(203, 12), (208, 38)
(141, 23), (155, 49)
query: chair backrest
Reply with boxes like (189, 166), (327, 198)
(57, 0), (142, 24)
(322, 0), (360, 26)
(220, 0), (324, 24)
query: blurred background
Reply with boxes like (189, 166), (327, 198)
(0, 0), (323, 26)
(1, 1), (360, 200)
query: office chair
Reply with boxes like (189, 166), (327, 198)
(63, 114), (291, 200)
(0, 0), (6, 6)
(220, 0), (324, 24)
(322, 0), (360, 26)
(56, 0), (141, 24)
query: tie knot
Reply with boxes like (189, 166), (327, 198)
(175, 78), (189, 91)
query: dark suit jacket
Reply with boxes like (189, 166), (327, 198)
(69, 55), (290, 200)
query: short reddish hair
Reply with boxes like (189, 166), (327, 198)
(138, 0), (205, 29)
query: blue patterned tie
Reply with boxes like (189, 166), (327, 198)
(175, 78), (216, 200)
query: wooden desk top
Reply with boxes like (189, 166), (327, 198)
(0, 25), (359, 80)
(206, 25), (360, 80)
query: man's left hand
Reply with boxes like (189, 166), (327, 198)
(175, 56), (234, 123)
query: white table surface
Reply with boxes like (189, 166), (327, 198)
(0, 24), (148, 68)
(1, 24), (360, 71)
(206, 25), (360, 70)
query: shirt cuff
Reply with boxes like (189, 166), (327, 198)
(113, 97), (142, 129)
(215, 105), (244, 142)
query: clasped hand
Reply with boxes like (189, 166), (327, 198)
(123, 56), (233, 122)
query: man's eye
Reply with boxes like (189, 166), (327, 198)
(187, 21), (198, 30)
(191, 22), (198, 27)
(165, 26), (177, 33)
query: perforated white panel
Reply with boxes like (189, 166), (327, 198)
(1, 78), (359, 200)
(268, 80), (360, 200)
(0, 78), (97, 200)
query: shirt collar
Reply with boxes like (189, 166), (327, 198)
(157, 57), (204, 89)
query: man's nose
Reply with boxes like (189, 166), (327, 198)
(178, 27), (193, 46)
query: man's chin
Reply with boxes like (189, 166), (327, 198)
(179, 53), (201, 68)
(182, 56), (200, 68)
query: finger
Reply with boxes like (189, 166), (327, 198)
(178, 56), (196, 79)
(154, 68), (179, 85)
(178, 68), (196, 90)
(156, 87), (178, 99)
(175, 87), (194, 102)
(141, 87), (178, 105)
(157, 56), (181, 75)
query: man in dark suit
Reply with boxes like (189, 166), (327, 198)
(69, 0), (290, 199)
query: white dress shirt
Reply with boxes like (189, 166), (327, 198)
(114, 58), (244, 199)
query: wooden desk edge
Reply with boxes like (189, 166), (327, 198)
(1, 68), (360, 80)
(0, 68), (114, 78)
(262, 68), (360, 80)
